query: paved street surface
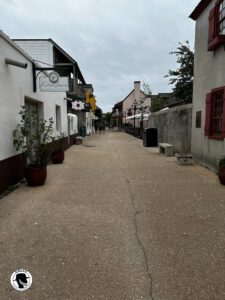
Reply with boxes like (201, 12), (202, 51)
(1, 131), (225, 300)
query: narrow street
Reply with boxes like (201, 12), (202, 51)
(1, 131), (225, 300)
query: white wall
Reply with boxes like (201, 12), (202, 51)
(15, 40), (54, 67)
(192, 0), (225, 169)
(0, 35), (67, 161)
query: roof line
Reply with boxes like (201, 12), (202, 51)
(13, 37), (86, 84)
(0, 30), (35, 64)
(114, 89), (148, 108)
(49, 39), (86, 84)
(189, 0), (212, 20)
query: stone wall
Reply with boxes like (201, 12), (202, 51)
(149, 104), (192, 153)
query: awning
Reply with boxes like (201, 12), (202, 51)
(125, 113), (150, 120)
(125, 113), (141, 120)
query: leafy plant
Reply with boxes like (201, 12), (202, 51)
(219, 157), (225, 168)
(13, 106), (54, 167)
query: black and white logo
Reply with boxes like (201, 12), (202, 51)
(48, 71), (59, 83)
(10, 269), (32, 291)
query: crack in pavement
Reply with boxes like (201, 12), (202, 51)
(111, 140), (154, 300)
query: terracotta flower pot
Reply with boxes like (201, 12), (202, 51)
(218, 166), (225, 185)
(52, 150), (64, 164)
(25, 166), (47, 186)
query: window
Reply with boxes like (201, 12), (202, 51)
(213, 92), (223, 134)
(219, 0), (225, 34)
(55, 105), (61, 131)
(205, 87), (225, 139)
(208, 0), (225, 50)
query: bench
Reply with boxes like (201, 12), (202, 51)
(159, 143), (174, 156)
(175, 153), (193, 165)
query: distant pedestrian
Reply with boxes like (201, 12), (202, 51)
(94, 123), (98, 134)
(98, 123), (102, 134)
(102, 122), (105, 134)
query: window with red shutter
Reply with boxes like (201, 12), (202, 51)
(208, 0), (225, 51)
(205, 87), (225, 140)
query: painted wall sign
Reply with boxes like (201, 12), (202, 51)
(39, 76), (69, 92)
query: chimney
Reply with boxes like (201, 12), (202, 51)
(134, 81), (141, 102)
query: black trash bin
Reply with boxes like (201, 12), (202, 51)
(143, 128), (158, 147)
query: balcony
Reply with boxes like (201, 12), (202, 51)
(68, 79), (85, 100)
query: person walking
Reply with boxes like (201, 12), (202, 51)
(98, 122), (102, 134)
(102, 121), (105, 134)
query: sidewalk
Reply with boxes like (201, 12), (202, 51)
(0, 131), (225, 299)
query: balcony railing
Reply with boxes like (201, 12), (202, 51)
(68, 79), (85, 100)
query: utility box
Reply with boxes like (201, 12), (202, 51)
(143, 128), (158, 147)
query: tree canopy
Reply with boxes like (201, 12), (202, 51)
(142, 82), (163, 112)
(165, 41), (194, 103)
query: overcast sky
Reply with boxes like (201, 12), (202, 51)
(0, 0), (199, 112)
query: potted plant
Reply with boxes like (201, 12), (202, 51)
(218, 157), (225, 185)
(51, 132), (66, 164)
(13, 106), (54, 186)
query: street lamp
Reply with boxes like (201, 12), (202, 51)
(131, 99), (138, 134)
(124, 109), (126, 131)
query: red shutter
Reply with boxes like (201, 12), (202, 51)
(208, 7), (216, 43)
(205, 93), (212, 137)
(222, 88), (225, 138)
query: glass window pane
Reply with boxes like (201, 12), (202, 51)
(213, 91), (224, 135)
(214, 118), (222, 134)
(222, 9), (225, 19)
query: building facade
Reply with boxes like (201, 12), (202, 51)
(0, 31), (68, 193)
(13, 38), (90, 138)
(190, 0), (225, 170)
(112, 81), (151, 130)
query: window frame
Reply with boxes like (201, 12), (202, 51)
(205, 86), (225, 140)
(218, 0), (225, 34)
(208, 0), (225, 51)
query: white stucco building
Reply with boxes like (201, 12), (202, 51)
(0, 31), (70, 193)
(13, 38), (87, 137)
(190, 0), (225, 170)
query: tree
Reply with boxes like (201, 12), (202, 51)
(142, 82), (163, 112)
(151, 96), (164, 112)
(142, 82), (152, 97)
(165, 41), (194, 103)
(103, 112), (112, 126)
